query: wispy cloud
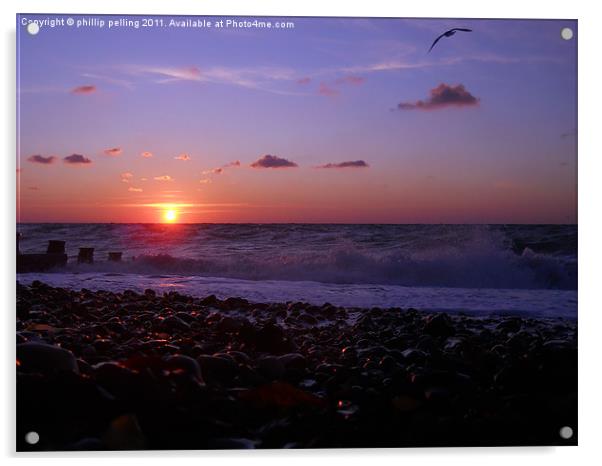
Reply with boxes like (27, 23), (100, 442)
(141, 151), (153, 158)
(80, 73), (134, 89)
(71, 85), (97, 95)
(64, 154), (92, 165)
(104, 147), (122, 156)
(120, 172), (134, 183)
(318, 83), (339, 97)
(315, 160), (369, 169)
(199, 178), (212, 184)
(174, 153), (191, 161)
(334, 75), (365, 86)
(206, 167), (223, 175)
(111, 64), (307, 96)
(27, 155), (56, 165)
(202, 160), (241, 175)
(397, 83), (479, 110)
(128, 65), (202, 83)
(251, 155), (298, 169)
(128, 186), (143, 192)
(561, 128), (577, 139)
(154, 175), (173, 181)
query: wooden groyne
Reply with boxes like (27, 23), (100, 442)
(17, 234), (122, 273)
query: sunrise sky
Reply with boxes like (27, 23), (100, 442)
(17, 15), (577, 223)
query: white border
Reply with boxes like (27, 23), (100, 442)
(2, 0), (601, 464)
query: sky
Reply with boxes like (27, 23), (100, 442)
(17, 15), (577, 223)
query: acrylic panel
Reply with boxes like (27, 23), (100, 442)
(16, 14), (577, 450)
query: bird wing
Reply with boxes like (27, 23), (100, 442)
(451, 28), (473, 32)
(428, 32), (447, 53)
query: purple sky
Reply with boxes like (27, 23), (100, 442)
(17, 15), (577, 223)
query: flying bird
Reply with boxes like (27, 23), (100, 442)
(428, 28), (473, 53)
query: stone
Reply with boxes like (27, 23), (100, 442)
(17, 342), (79, 374)
(423, 313), (455, 338)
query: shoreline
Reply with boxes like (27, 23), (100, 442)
(17, 273), (578, 319)
(17, 281), (577, 449)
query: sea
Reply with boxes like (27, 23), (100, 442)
(16, 224), (577, 318)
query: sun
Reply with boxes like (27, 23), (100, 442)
(164, 209), (178, 223)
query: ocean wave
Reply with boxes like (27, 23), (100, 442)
(17, 224), (577, 290)
(51, 245), (575, 290)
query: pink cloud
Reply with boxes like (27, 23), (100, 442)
(71, 85), (97, 95)
(154, 175), (173, 181)
(141, 151), (153, 158)
(315, 160), (369, 169)
(397, 83), (479, 110)
(251, 154), (298, 169)
(175, 153), (191, 161)
(120, 172), (134, 183)
(318, 83), (339, 97)
(203, 160), (241, 175)
(27, 155), (56, 165)
(128, 186), (143, 192)
(64, 154), (92, 165)
(104, 147), (122, 157)
(335, 76), (365, 86)
(297, 77), (312, 85)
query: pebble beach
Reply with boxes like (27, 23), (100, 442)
(17, 281), (577, 450)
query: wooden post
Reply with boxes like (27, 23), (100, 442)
(78, 247), (94, 264)
(108, 252), (123, 262)
(47, 240), (66, 254)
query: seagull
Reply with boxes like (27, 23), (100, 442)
(428, 28), (473, 53)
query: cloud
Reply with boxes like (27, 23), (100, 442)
(108, 63), (309, 96)
(128, 186), (143, 192)
(154, 175), (173, 181)
(120, 172), (134, 183)
(203, 160), (242, 175)
(175, 153), (191, 161)
(27, 155), (56, 165)
(80, 73), (134, 90)
(64, 154), (92, 165)
(104, 147), (122, 157)
(251, 154), (298, 169)
(315, 160), (369, 169)
(561, 129), (577, 139)
(199, 178), (212, 184)
(71, 85), (97, 95)
(334, 75), (365, 86)
(133, 66), (202, 83)
(397, 83), (479, 110)
(297, 77), (312, 85)
(141, 151), (153, 158)
(318, 82), (339, 97)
